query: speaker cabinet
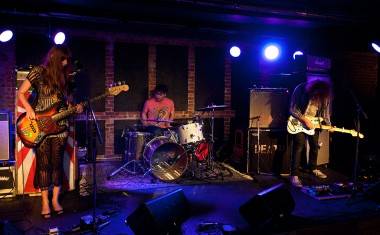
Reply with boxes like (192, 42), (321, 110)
(249, 88), (289, 129)
(365, 182), (380, 203)
(249, 129), (290, 174)
(0, 112), (10, 161)
(239, 183), (295, 229)
(126, 189), (189, 235)
(0, 220), (23, 235)
(306, 130), (330, 166)
(0, 166), (15, 198)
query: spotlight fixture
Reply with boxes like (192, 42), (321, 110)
(371, 42), (380, 54)
(54, 32), (66, 45)
(0, 30), (13, 42)
(229, 46), (241, 57)
(293, 51), (304, 60)
(263, 44), (280, 61)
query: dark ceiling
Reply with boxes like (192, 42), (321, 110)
(0, 0), (377, 39)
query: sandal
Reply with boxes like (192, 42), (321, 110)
(53, 209), (64, 215)
(41, 213), (51, 219)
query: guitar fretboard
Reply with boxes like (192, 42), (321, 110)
(51, 93), (108, 122)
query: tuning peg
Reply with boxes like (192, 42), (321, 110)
(118, 81), (122, 85)
(122, 81), (126, 85)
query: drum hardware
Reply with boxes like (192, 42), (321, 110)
(164, 128), (179, 143)
(194, 104), (230, 179)
(143, 136), (189, 182)
(107, 131), (152, 179)
(196, 104), (228, 170)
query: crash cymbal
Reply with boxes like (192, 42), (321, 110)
(197, 104), (228, 111)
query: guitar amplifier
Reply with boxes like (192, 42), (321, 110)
(248, 128), (290, 175)
(0, 166), (15, 197)
(306, 130), (330, 166)
(249, 88), (289, 129)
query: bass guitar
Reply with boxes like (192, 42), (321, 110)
(287, 115), (364, 138)
(17, 84), (129, 147)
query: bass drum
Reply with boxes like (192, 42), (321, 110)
(143, 136), (188, 182)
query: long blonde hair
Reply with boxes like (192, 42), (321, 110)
(42, 45), (72, 96)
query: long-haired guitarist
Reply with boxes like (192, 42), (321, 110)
(17, 45), (83, 219)
(289, 77), (332, 187)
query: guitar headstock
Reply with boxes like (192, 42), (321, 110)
(106, 81), (129, 96)
(350, 130), (364, 139)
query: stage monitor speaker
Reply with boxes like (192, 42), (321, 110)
(126, 188), (189, 235)
(0, 220), (23, 235)
(364, 182), (380, 203)
(0, 112), (10, 161)
(249, 129), (290, 175)
(239, 183), (295, 229)
(249, 88), (289, 129)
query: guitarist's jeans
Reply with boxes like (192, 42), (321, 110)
(291, 132), (319, 176)
(34, 137), (67, 190)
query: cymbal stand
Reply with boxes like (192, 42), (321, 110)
(207, 105), (216, 170)
(107, 131), (145, 179)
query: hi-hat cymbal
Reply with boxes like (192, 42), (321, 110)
(197, 104), (228, 111)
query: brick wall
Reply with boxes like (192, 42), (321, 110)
(344, 52), (378, 98)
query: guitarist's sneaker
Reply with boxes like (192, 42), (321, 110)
(312, 169), (327, 179)
(290, 176), (303, 188)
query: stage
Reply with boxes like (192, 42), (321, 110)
(1, 165), (380, 235)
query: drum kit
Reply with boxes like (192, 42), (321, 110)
(108, 104), (228, 182)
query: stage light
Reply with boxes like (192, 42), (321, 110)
(293, 51), (304, 60)
(0, 30), (13, 42)
(229, 46), (241, 57)
(264, 44), (280, 61)
(54, 32), (66, 45)
(371, 42), (380, 54)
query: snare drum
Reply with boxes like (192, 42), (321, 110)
(125, 131), (152, 160)
(178, 123), (204, 145)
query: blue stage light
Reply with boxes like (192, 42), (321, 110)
(229, 46), (241, 57)
(293, 51), (304, 60)
(371, 42), (380, 53)
(0, 30), (13, 42)
(54, 32), (66, 45)
(264, 44), (280, 61)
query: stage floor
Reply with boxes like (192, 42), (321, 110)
(1, 167), (380, 234)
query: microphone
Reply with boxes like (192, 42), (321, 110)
(69, 60), (83, 76)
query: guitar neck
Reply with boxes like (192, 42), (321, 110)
(320, 125), (363, 138)
(51, 93), (108, 122)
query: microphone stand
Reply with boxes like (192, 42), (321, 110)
(83, 101), (110, 232)
(348, 89), (368, 198)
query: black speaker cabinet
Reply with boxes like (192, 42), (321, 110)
(0, 220), (23, 235)
(306, 130), (330, 166)
(365, 182), (380, 203)
(249, 88), (289, 129)
(126, 188), (189, 235)
(239, 183), (295, 229)
(0, 166), (15, 197)
(249, 129), (290, 175)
